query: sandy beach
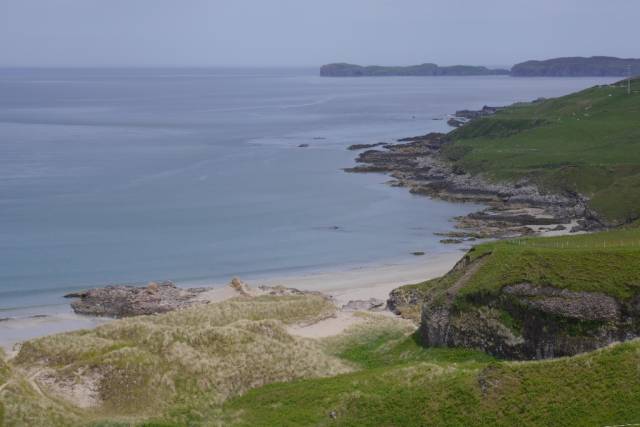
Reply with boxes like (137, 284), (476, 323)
(0, 251), (463, 351)
(257, 251), (462, 306)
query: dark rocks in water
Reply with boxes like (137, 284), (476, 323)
(447, 117), (467, 128)
(298, 143), (310, 148)
(343, 165), (391, 173)
(347, 142), (387, 151)
(65, 281), (209, 318)
(454, 106), (503, 120)
(412, 251), (425, 256)
(343, 129), (583, 240)
(467, 211), (565, 226)
(342, 298), (386, 312)
(439, 239), (463, 244)
(0, 317), (11, 322)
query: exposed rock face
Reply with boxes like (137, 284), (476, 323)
(418, 263), (640, 359)
(65, 281), (209, 317)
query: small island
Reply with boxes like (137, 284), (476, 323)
(320, 62), (510, 77)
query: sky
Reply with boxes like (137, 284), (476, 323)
(0, 0), (637, 67)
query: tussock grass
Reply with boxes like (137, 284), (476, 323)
(9, 295), (347, 425)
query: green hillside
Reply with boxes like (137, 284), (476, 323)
(452, 223), (640, 302)
(445, 78), (640, 224)
(224, 326), (640, 427)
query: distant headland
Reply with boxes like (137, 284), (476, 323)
(321, 56), (640, 77)
(510, 56), (640, 77)
(319, 63), (509, 77)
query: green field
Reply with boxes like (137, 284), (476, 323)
(453, 224), (640, 301)
(445, 78), (640, 224)
(223, 324), (640, 427)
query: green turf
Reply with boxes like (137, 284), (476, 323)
(446, 78), (640, 224)
(223, 333), (640, 426)
(455, 226), (640, 301)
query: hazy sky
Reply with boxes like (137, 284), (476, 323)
(0, 0), (637, 67)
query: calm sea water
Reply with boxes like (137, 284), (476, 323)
(0, 68), (615, 317)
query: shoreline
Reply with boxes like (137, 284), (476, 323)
(0, 250), (463, 351)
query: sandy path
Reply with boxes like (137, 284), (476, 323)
(287, 311), (367, 338)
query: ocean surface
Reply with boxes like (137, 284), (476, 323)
(0, 68), (615, 321)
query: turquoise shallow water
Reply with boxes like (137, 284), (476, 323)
(0, 68), (615, 317)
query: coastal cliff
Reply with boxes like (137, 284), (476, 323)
(386, 226), (640, 359)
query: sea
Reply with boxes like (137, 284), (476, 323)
(0, 67), (615, 329)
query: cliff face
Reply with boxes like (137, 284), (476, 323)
(511, 56), (640, 77)
(320, 62), (509, 77)
(387, 225), (640, 360)
(420, 264), (640, 359)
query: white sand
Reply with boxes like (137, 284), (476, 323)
(0, 251), (464, 351)
(258, 251), (462, 307)
(287, 311), (367, 338)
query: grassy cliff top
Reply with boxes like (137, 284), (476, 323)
(458, 226), (640, 301)
(446, 78), (640, 223)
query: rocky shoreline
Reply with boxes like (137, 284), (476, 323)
(64, 278), (388, 318)
(344, 119), (602, 240)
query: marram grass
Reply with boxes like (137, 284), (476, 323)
(3, 295), (348, 426)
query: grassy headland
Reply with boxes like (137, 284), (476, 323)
(445, 78), (640, 224)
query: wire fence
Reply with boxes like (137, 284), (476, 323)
(504, 239), (640, 249)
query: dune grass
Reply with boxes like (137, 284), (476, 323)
(5, 295), (347, 426)
(446, 78), (640, 223)
(3, 290), (640, 426)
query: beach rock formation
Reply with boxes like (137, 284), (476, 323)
(341, 298), (386, 312)
(65, 278), (333, 318)
(64, 281), (209, 317)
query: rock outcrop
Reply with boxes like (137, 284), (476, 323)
(415, 255), (640, 360)
(64, 281), (209, 317)
(341, 298), (386, 312)
(344, 131), (592, 238)
(65, 278), (330, 318)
